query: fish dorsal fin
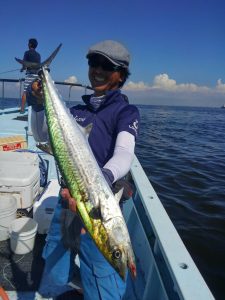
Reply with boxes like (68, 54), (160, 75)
(115, 188), (124, 204)
(78, 123), (93, 138)
(36, 142), (53, 155)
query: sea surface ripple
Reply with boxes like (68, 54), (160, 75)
(136, 105), (225, 300)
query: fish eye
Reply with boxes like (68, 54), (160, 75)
(112, 249), (121, 259)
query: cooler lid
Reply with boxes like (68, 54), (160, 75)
(0, 151), (39, 166)
(0, 164), (40, 187)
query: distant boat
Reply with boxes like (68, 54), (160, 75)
(221, 104), (225, 108)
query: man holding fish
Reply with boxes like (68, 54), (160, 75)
(27, 40), (140, 299)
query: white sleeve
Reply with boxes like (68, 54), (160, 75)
(31, 109), (49, 142)
(103, 131), (135, 182)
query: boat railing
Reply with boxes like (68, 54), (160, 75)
(129, 155), (214, 299)
(0, 78), (92, 100)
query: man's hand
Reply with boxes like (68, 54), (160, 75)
(113, 179), (134, 200)
(31, 80), (44, 103)
(60, 188), (86, 234)
(60, 188), (77, 212)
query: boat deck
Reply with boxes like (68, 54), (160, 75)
(0, 234), (46, 291)
(0, 108), (28, 136)
(0, 108), (84, 299)
(0, 109), (43, 298)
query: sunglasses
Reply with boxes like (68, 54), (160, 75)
(88, 57), (121, 72)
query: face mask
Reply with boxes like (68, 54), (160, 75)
(89, 95), (106, 111)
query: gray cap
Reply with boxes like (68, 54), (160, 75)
(86, 40), (130, 68)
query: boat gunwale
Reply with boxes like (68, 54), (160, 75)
(130, 156), (214, 299)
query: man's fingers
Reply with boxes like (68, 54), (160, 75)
(68, 198), (77, 212)
(61, 188), (77, 212)
(61, 188), (70, 199)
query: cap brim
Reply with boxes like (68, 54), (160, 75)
(87, 51), (126, 67)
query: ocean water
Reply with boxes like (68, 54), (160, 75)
(1, 98), (225, 299)
(135, 105), (225, 300)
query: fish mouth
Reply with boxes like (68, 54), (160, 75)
(129, 262), (137, 279)
(117, 261), (136, 281)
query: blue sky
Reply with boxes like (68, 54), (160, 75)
(1, 0), (225, 107)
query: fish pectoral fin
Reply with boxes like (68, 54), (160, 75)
(115, 188), (124, 204)
(85, 123), (93, 135)
(36, 142), (53, 155)
(77, 123), (93, 138)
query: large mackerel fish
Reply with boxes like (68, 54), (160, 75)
(15, 44), (136, 280)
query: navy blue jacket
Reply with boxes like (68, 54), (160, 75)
(23, 49), (41, 64)
(23, 49), (41, 73)
(70, 90), (140, 168)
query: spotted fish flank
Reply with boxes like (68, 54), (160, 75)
(38, 63), (136, 280)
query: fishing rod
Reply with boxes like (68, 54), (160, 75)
(0, 68), (20, 75)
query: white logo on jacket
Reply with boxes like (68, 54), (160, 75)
(129, 119), (139, 135)
(74, 115), (86, 122)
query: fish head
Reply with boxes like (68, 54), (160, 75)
(105, 218), (137, 280)
(111, 244), (137, 280)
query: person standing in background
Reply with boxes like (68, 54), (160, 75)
(20, 38), (41, 113)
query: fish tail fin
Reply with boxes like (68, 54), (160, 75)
(15, 43), (62, 70)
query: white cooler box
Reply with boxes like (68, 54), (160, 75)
(0, 150), (39, 166)
(33, 179), (60, 234)
(0, 151), (40, 210)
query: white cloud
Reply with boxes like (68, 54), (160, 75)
(153, 73), (177, 90)
(123, 81), (149, 90)
(64, 76), (78, 84)
(124, 73), (214, 93)
(152, 74), (210, 92)
(216, 79), (225, 92)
